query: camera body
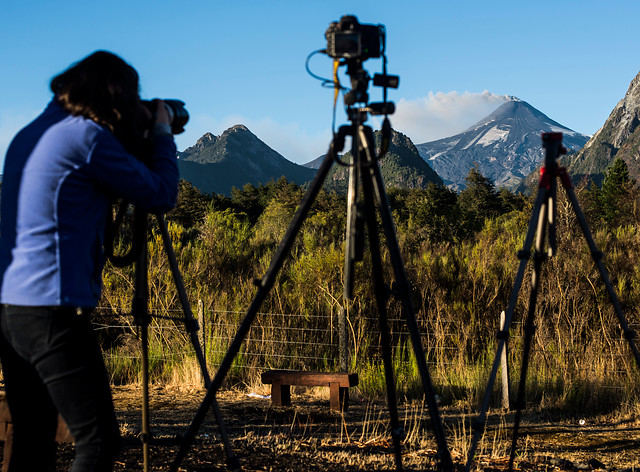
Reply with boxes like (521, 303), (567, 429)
(141, 99), (189, 135)
(325, 15), (383, 61)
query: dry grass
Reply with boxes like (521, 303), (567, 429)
(49, 384), (640, 470)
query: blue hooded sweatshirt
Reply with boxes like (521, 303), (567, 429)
(0, 100), (178, 307)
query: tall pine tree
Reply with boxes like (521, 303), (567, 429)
(598, 158), (634, 227)
(458, 166), (501, 232)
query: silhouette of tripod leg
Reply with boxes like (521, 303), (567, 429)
(170, 142), (339, 472)
(561, 177), (640, 368)
(507, 188), (552, 471)
(155, 214), (211, 387)
(357, 141), (405, 471)
(359, 125), (454, 471)
(131, 236), (152, 472)
(464, 185), (547, 471)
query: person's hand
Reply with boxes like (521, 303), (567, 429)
(151, 99), (173, 138)
(154, 99), (170, 125)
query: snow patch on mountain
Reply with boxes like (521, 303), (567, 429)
(477, 126), (510, 146)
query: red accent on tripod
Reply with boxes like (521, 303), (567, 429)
(538, 165), (573, 190)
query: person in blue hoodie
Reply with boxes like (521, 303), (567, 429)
(0, 50), (179, 471)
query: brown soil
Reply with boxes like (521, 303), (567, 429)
(51, 385), (640, 471)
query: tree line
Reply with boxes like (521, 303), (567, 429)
(99, 159), (640, 412)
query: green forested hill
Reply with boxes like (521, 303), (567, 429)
(323, 128), (443, 193)
(177, 125), (315, 195)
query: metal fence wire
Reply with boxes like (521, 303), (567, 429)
(92, 305), (640, 393)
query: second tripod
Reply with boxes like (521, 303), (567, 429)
(465, 132), (640, 472)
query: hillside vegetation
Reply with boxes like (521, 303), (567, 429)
(100, 161), (640, 414)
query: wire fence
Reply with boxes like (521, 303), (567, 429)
(92, 304), (640, 396)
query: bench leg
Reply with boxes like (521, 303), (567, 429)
(271, 381), (291, 406)
(329, 383), (349, 412)
(2, 423), (11, 472)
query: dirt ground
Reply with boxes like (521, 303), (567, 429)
(49, 385), (640, 471)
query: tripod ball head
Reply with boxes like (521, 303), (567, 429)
(542, 132), (567, 155)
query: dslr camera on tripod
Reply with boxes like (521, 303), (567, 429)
(323, 15), (398, 112)
(106, 98), (189, 265)
(141, 99), (189, 135)
(325, 15), (384, 61)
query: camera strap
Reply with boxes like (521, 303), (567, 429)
(332, 60), (341, 108)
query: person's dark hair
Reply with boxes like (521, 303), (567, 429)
(50, 50), (140, 144)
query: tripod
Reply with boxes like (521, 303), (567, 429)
(111, 209), (212, 472)
(170, 61), (453, 472)
(465, 132), (640, 472)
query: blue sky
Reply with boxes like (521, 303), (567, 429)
(2, 0), (640, 166)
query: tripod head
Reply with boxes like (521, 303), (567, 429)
(541, 132), (567, 169)
(538, 132), (570, 190)
(538, 132), (570, 258)
(105, 200), (147, 268)
(342, 58), (398, 114)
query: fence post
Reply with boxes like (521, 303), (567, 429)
(338, 304), (349, 372)
(198, 299), (206, 367)
(500, 310), (511, 409)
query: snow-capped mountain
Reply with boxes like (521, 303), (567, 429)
(415, 98), (590, 190)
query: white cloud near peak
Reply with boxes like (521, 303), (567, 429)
(391, 90), (509, 144)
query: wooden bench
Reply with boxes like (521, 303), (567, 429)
(0, 391), (73, 472)
(261, 370), (358, 412)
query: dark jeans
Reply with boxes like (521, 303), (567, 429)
(0, 306), (120, 472)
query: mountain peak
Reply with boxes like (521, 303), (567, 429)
(483, 99), (553, 121)
(568, 69), (640, 182)
(176, 124), (315, 195)
(227, 124), (251, 134)
(417, 100), (589, 190)
(181, 132), (217, 155)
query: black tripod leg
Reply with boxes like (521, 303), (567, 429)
(155, 214), (212, 387)
(141, 314), (151, 472)
(507, 194), (550, 472)
(131, 224), (152, 472)
(465, 186), (547, 471)
(170, 146), (337, 472)
(563, 183), (640, 369)
(359, 126), (452, 470)
(173, 384), (239, 471)
(358, 149), (404, 471)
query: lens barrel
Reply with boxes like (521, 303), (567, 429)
(141, 99), (189, 135)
